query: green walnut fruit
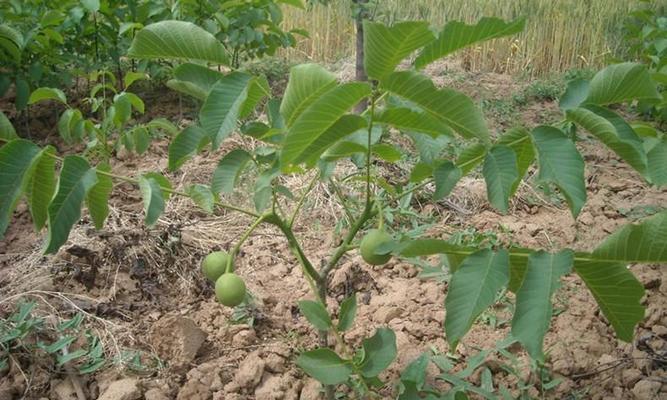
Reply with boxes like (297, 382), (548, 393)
(360, 229), (392, 265)
(215, 273), (247, 307)
(201, 251), (231, 282)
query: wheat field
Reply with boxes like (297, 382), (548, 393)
(281, 0), (647, 76)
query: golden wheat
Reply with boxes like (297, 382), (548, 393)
(281, 0), (643, 76)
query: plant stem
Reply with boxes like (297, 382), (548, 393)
(289, 173), (319, 228)
(320, 202), (375, 278)
(365, 92), (376, 208)
(266, 213), (322, 285)
(228, 214), (267, 273)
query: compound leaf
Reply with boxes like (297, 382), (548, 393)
(415, 17), (525, 69)
(445, 249), (510, 348)
(0, 140), (42, 238)
(531, 126), (586, 218)
(381, 71), (489, 144)
(280, 64), (337, 128)
(511, 250), (573, 361)
(45, 156), (98, 254)
(128, 20), (229, 65)
(211, 149), (253, 194)
(482, 145), (518, 213)
(359, 328), (397, 377)
(200, 72), (253, 149)
(585, 62), (659, 106)
(86, 163), (113, 229)
(297, 348), (352, 385)
(364, 20), (435, 80)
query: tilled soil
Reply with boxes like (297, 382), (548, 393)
(1, 62), (666, 400)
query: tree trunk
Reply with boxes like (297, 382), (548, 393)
(354, 0), (369, 113)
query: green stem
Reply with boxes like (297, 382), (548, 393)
(330, 179), (355, 224)
(320, 202), (375, 278)
(365, 93), (376, 208)
(289, 173), (319, 228)
(228, 214), (268, 273)
(266, 213), (323, 285)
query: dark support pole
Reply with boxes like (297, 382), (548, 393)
(354, 0), (369, 113)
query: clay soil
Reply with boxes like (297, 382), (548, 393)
(1, 61), (666, 400)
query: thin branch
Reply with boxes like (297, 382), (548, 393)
(289, 173), (319, 228)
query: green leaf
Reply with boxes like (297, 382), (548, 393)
(25, 147), (57, 231)
(297, 348), (352, 385)
(0, 25), (22, 63)
(15, 79), (30, 111)
(433, 161), (462, 200)
(28, 87), (67, 105)
(531, 126), (586, 218)
(364, 21), (435, 80)
(359, 328), (397, 377)
(128, 20), (229, 65)
(410, 162), (433, 183)
(138, 176), (165, 227)
(482, 145), (518, 213)
(45, 156), (98, 254)
(280, 64), (337, 128)
(131, 127), (150, 155)
(585, 63), (659, 106)
(592, 211), (667, 263)
(281, 82), (371, 168)
(298, 300), (332, 331)
(415, 17), (525, 70)
(445, 249), (510, 348)
(0, 140), (42, 238)
(167, 63), (224, 100)
(168, 126), (209, 171)
(200, 72), (253, 149)
(112, 94), (131, 126)
(381, 71), (489, 143)
(81, 0), (100, 12)
(0, 111), (17, 140)
(186, 184), (215, 214)
(407, 132), (450, 165)
(456, 143), (488, 175)
(496, 127), (534, 195)
(566, 106), (647, 177)
(86, 164), (113, 229)
(372, 144), (403, 162)
(146, 118), (179, 137)
(57, 109), (83, 144)
(647, 138), (667, 186)
(376, 107), (454, 138)
(338, 294), (357, 332)
(211, 149), (253, 194)
(559, 78), (590, 111)
(57, 349), (87, 366)
(240, 76), (271, 118)
(123, 72), (147, 90)
(296, 115), (368, 166)
(574, 261), (645, 342)
(511, 250), (573, 361)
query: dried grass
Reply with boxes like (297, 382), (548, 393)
(281, 0), (642, 76)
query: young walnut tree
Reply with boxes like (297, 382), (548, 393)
(1, 10), (666, 399)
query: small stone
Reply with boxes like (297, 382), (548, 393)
(97, 378), (141, 400)
(375, 306), (402, 324)
(631, 379), (661, 400)
(254, 374), (285, 399)
(234, 351), (265, 389)
(149, 316), (206, 372)
(144, 388), (169, 400)
(579, 212), (595, 226)
(652, 325), (667, 337)
(299, 379), (322, 400)
(622, 369), (643, 388)
(52, 379), (76, 400)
